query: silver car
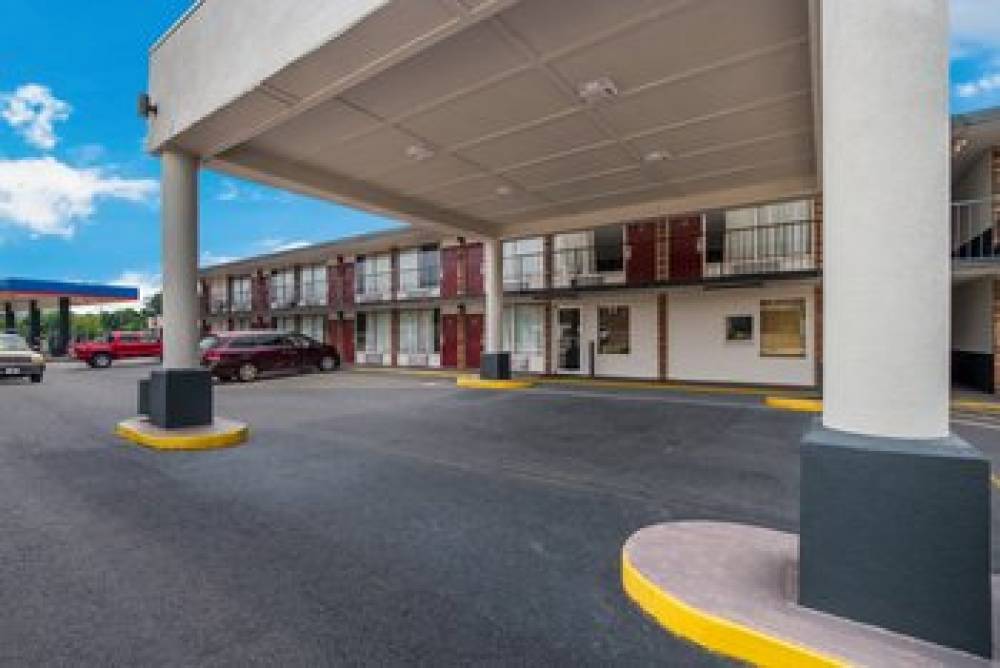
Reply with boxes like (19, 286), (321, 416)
(0, 333), (45, 383)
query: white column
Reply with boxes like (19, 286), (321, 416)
(822, 0), (950, 438)
(483, 238), (504, 355)
(161, 150), (201, 370)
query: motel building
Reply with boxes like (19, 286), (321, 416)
(142, 1), (998, 662)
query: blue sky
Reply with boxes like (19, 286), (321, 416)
(0, 1), (998, 303)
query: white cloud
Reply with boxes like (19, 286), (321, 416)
(215, 177), (290, 203)
(201, 251), (241, 267)
(0, 84), (71, 150)
(256, 237), (310, 254)
(67, 143), (107, 165)
(956, 71), (1000, 97)
(0, 157), (157, 237)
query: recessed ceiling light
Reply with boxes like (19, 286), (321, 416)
(405, 144), (435, 161)
(577, 77), (619, 104)
(495, 185), (513, 196)
(643, 150), (670, 163)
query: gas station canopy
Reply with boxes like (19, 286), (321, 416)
(0, 278), (140, 309)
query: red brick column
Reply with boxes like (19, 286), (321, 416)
(655, 218), (669, 282)
(457, 306), (466, 371)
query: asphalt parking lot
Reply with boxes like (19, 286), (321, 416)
(2, 362), (1000, 666)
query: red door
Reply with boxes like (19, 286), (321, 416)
(464, 314), (483, 369)
(669, 216), (703, 281)
(441, 314), (458, 367)
(465, 243), (484, 296)
(441, 248), (459, 298)
(341, 318), (355, 365)
(626, 220), (657, 285)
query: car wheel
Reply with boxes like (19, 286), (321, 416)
(30, 374), (42, 384)
(237, 362), (259, 383)
(319, 355), (336, 372)
(92, 353), (112, 369)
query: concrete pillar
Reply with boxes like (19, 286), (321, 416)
(3, 302), (13, 331)
(800, 1), (991, 657)
(484, 238), (503, 354)
(480, 238), (511, 380)
(28, 300), (40, 350)
(56, 297), (71, 356)
(161, 150), (201, 369)
(821, 0), (949, 439)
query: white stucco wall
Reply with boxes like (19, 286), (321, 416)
(668, 283), (816, 386)
(551, 292), (658, 379)
(952, 278), (993, 354)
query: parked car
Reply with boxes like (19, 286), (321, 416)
(71, 330), (162, 368)
(200, 330), (340, 382)
(0, 333), (45, 383)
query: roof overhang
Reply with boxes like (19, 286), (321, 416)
(148, 0), (821, 237)
(0, 279), (140, 308)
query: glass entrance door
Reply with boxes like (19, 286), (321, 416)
(557, 308), (581, 372)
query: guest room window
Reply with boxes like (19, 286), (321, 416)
(598, 306), (630, 354)
(760, 299), (806, 357)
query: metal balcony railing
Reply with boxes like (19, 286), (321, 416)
(230, 299), (253, 313)
(355, 271), (393, 302)
(952, 199), (1000, 261)
(702, 219), (817, 278)
(209, 298), (228, 315)
(397, 266), (441, 299)
(269, 289), (296, 310)
(298, 285), (328, 307)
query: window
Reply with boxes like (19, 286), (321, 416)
(356, 254), (391, 296)
(357, 311), (390, 353)
(726, 315), (753, 342)
(724, 200), (812, 262)
(503, 238), (544, 291)
(300, 315), (326, 343)
(209, 279), (226, 312)
(598, 306), (630, 354)
(501, 304), (543, 354)
(593, 225), (624, 272)
(270, 270), (295, 307)
(275, 316), (295, 333)
(399, 310), (435, 354)
(399, 247), (440, 293)
(300, 265), (328, 306)
(760, 299), (806, 357)
(232, 277), (252, 311)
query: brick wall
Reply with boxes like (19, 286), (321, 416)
(655, 218), (669, 282)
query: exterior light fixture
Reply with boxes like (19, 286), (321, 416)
(577, 77), (619, 104)
(405, 144), (435, 161)
(643, 150), (670, 163)
(495, 185), (513, 196)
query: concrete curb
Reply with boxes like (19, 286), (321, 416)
(456, 375), (535, 390)
(621, 551), (847, 667)
(115, 417), (249, 451)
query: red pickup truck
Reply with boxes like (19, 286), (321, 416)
(71, 331), (162, 368)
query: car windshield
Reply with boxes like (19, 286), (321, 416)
(199, 336), (220, 351)
(0, 334), (30, 352)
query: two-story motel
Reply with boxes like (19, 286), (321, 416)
(145, 0), (994, 657)
(197, 108), (1000, 393)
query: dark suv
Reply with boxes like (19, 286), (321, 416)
(200, 331), (340, 382)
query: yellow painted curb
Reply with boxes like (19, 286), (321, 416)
(952, 400), (1000, 414)
(456, 375), (535, 390)
(765, 396), (824, 413)
(115, 418), (249, 451)
(621, 552), (848, 667)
